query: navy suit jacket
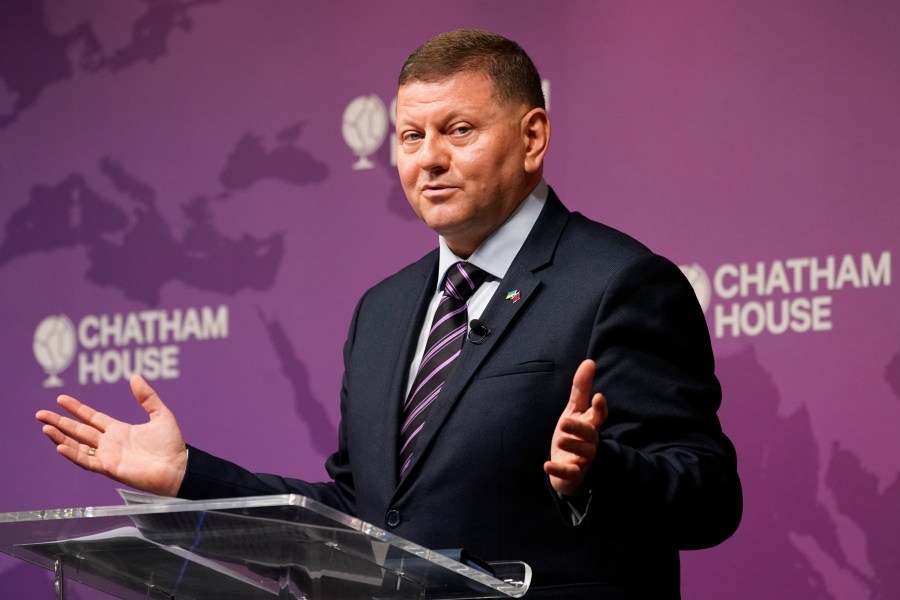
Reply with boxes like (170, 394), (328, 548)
(180, 190), (742, 598)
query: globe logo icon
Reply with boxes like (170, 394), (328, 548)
(679, 263), (712, 313)
(33, 315), (77, 388)
(342, 94), (388, 170)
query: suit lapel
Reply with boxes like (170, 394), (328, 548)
(374, 252), (438, 490)
(392, 190), (571, 494)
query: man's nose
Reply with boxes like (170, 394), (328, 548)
(417, 135), (450, 172)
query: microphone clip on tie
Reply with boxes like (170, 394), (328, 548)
(467, 319), (491, 344)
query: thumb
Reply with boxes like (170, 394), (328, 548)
(568, 359), (598, 413)
(130, 374), (167, 418)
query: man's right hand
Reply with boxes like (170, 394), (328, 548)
(35, 374), (188, 497)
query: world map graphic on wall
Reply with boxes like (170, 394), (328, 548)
(0, 0), (337, 460)
(0, 3), (897, 599)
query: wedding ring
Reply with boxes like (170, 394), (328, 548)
(88, 447), (96, 457)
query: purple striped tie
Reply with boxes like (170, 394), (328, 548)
(399, 261), (486, 480)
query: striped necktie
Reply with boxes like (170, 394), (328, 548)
(399, 261), (487, 480)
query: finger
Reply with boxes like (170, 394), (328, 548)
(591, 392), (609, 427)
(42, 411), (102, 448)
(35, 408), (63, 427)
(40, 423), (70, 447)
(130, 374), (168, 418)
(567, 359), (597, 414)
(554, 436), (598, 459)
(55, 440), (103, 472)
(56, 395), (114, 432)
(577, 392), (608, 430)
(558, 419), (600, 445)
(41, 424), (102, 470)
(543, 460), (581, 481)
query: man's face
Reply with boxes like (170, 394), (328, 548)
(396, 72), (536, 258)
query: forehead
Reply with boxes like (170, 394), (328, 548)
(396, 72), (500, 120)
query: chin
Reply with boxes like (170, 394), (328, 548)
(420, 209), (466, 233)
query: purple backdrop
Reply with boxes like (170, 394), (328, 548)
(1, 1), (897, 598)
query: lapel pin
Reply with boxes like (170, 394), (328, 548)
(505, 290), (521, 303)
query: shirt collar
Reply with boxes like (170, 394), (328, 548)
(436, 179), (548, 288)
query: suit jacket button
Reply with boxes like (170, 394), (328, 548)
(385, 509), (401, 528)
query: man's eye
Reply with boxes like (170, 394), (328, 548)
(454, 126), (470, 135)
(404, 132), (422, 142)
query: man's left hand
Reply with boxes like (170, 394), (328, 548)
(544, 359), (608, 496)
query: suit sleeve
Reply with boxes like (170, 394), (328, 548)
(575, 252), (742, 550)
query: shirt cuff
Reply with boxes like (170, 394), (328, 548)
(557, 489), (594, 526)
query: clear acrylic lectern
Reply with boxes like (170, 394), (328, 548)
(0, 494), (530, 599)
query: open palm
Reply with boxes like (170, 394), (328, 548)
(36, 374), (188, 496)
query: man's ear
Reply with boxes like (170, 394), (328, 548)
(522, 107), (550, 174)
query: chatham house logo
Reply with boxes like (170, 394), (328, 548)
(30, 305), (230, 387)
(33, 315), (78, 388)
(680, 251), (891, 338)
(342, 94), (389, 170)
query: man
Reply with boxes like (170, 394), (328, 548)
(37, 29), (741, 598)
